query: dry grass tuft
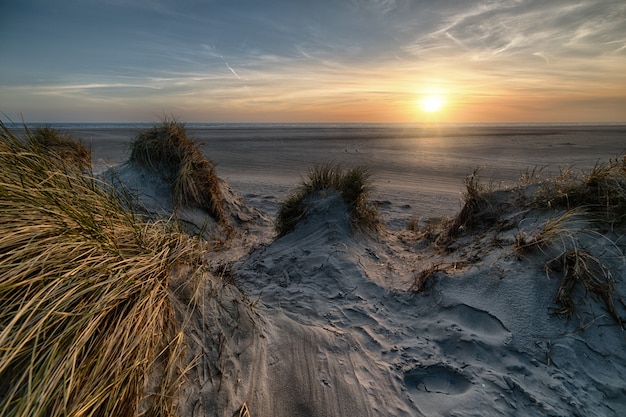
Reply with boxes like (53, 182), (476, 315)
(28, 126), (91, 170)
(533, 156), (626, 225)
(514, 209), (587, 254)
(410, 263), (445, 293)
(442, 157), (626, 327)
(129, 118), (231, 232)
(0, 122), (204, 417)
(275, 163), (378, 236)
(519, 166), (545, 186)
(447, 168), (496, 237)
(236, 402), (251, 417)
(546, 247), (623, 326)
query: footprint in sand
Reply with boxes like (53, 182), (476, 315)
(404, 364), (472, 395)
(443, 304), (510, 344)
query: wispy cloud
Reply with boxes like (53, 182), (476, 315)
(407, 0), (626, 59)
(1, 0), (625, 122)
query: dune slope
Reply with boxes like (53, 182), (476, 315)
(229, 185), (626, 416)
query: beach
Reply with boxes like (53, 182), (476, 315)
(4, 0), (626, 414)
(6, 122), (625, 416)
(82, 123), (626, 228)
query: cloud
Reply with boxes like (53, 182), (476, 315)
(407, 0), (626, 59)
(1, 0), (625, 122)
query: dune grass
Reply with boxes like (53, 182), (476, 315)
(129, 119), (230, 232)
(410, 263), (444, 293)
(512, 158), (626, 325)
(275, 163), (378, 236)
(0, 122), (204, 416)
(533, 156), (626, 226)
(447, 168), (496, 237)
(546, 247), (622, 326)
(514, 209), (588, 254)
(513, 208), (624, 325)
(27, 126), (92, 170)
(238, 402), (251, 417)
(430, 158), (626, 326)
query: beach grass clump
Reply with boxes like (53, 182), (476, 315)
(511, 208), (624, 325)
(410, 263), (445, 293)
(545, 247), (623, 326)
(27, 126), (91, 169)
(129, 119), (230, 230)
(0, 122), (203, 416)
(275, 163), (378, 236)
(533, 156), (626, 225)
(447, 169), (496, 237)
(514, 209), (587, 254)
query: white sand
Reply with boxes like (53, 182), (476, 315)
(228, 191), (626, 416)
(91, 126), (626, 416)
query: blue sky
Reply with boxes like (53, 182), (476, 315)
(1, 0), (625, 122)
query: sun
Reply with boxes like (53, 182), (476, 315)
(420, 95), (444, 113)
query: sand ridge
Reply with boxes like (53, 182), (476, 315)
(91, 125), (626, 415)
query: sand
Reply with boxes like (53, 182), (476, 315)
(87, 124), (626, 227)
(89, 125), (626, 416)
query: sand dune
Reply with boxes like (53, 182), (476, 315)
(103, 163), (625, 415)
(92, 125), (626, 416)
(226, 187), (626, 416)
(8, 124), (624, 416)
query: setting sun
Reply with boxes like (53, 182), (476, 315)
(420, 95), (444, 113)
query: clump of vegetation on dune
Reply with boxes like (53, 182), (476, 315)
(447, 168), (497, 238)
(27, 126), (92, 170)
(515, 159), (626, 325)
(533, 156), (626, 226)
(129, 118), (231, 232)
(0, 122), (206, 417)
(412, 156), (626, 327)
(276, 163), (379, 236)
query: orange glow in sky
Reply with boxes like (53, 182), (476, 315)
(420, 96), (445, 113)
(1, 1), (625, 123)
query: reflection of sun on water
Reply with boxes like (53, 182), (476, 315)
(420, 95), (444, 113)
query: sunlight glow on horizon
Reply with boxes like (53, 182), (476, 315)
(1, 1), (625, 123)
(420, 96), (445, 113)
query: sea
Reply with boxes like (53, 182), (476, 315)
(8, 122), (626, 226)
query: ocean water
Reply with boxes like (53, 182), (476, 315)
(20, 122), (626, 225)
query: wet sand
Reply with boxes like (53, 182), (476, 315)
(79, 124), (626, 228)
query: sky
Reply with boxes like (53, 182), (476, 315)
(1, 0), (625, 123)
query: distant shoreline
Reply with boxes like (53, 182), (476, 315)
(5, 121), (626, 131)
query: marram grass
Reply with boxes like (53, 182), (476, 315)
(0, 123), (203, 417)
(533, 156), (626, 225)
(28, 126), (92, 170)
(275, 163), (378, 236)
(129, 119), (230, 232)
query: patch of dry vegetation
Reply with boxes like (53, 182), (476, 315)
(447, 169), (497, 238)
(546, 247), (622, 325)
(410, 263), (445, 293)
(412, 156), (626, 327)
(275, 163), (379, 236)
(28, 126), (91, 170)
(513, 209), (587, 253)
(512, 158), (626, 325)
(129, 118), (231, 233)
(0, 122), (206, 417)
(533, 156), (626, 226)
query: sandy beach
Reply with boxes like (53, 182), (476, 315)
(84, 124), (626, 227)
(5, 123), (625, 416)
(4, 0), (626, 414)
(93, 123), (626, 416)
